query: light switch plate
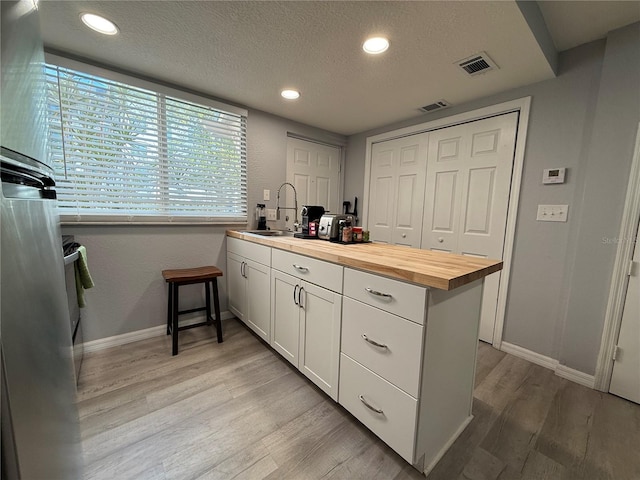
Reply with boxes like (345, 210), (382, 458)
(536, 204), (568, 222)
(263, 189), (270, 201)
(266, 208), (277, 221)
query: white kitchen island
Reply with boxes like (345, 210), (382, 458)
(226, 230), (502, 475)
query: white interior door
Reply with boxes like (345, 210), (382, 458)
(422, 112), (518, 343)
(286, 138), (341, 228)
(610, 220), (640, 404)
(368, 141), (396, 243)
(369, 134), (428, 247)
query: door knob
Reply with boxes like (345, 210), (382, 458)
(438, 237), (444, 243)
(402, 233), (406, 238)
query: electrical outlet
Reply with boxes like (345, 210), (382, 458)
(267, 209), (277, 221)
(263, 189), (270, 201)
(536, 204), (568, 222)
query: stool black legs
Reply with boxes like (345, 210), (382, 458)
(172, 283), (179, 355)
(166, 279), (223, 356)
(205, 280), (212, 326)
(167, 283), (173, 336)
(213, 278), (223, 343)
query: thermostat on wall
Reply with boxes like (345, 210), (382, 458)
(543, 167), (566, 184)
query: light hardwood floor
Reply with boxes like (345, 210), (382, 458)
(77, 319), (640, 480)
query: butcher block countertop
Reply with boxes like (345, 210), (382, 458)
(227, 230), (502, 291)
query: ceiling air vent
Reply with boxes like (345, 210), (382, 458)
(419, 100), (451, 114)
(456, 51), (498, 76)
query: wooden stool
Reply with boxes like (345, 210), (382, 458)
(162, 266), (223, 355)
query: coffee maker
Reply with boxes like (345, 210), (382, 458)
(256, 203), (267, 230)
(295, 205), (325, 238)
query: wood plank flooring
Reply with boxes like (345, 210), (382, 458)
(77, 319), (640, 480)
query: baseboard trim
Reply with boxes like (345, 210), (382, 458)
(500, 342), (595, 389)
(82, 311), (235, 353)
(555, 365), (596, 389)
(500, 341), (559, 370)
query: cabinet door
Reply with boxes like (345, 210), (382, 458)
(271, 270), (300, 367)
(227, 252), (246, 321)
(299, 281), (342, 400)
(245, 260), (271, 343)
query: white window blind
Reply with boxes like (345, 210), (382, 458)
(45, 63), (247, 223)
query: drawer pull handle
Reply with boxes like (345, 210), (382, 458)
(365, 287), (392, 299)
(362, 334), (388, 349)
(359, 395), (384, 414)
(293, 264), (309, 272)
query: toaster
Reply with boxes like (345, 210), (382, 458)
(318, 214), (355, 240)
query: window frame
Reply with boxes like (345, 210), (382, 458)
(45, 53), (249, 225)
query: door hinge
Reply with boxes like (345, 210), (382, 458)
(612, 345), (621, 361)
(628, 260), (637, 276)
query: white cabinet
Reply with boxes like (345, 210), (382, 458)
(339, 354), (418, 462)
(341, 297), (423, 397)
(271, 249), (343, 293)
(271, 254), (343, 401)
(343, 268), (426, 324)
(271, 270), (300, 364)
(226, 237), (271, 342)
(226, 235), (486, 475)
(339, 267), (484, 475)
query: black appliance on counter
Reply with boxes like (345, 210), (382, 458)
(295, 205), (325, 239)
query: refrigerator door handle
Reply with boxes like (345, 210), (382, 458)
(1, 161), (57, 200)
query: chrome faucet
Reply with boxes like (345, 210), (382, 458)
(276, 182), (298, 230)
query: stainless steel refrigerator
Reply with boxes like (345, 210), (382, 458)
(1, 1), (83, 478)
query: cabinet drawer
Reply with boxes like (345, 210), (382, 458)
(344, 268), (426, 324)
(272, 249), (343, 293)
(342, 297), (423, 397)
(339, 354), (417, 463)
(227, 237), (271, 266)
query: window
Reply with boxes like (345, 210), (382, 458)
(45, 57), (247, 223)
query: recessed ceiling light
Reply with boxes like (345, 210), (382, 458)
(363, 37), (389, 55)
(80, 13), (119, 35)
(281, 89), (300, 100)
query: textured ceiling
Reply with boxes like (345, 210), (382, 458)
(38, 1), (639, 136)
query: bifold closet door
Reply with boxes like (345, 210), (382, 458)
(368, 134), (428, 248)
(421, 112), (518, 342)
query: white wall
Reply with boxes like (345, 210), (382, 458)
(344, 22), (640, 377)
(65, 109), (345, 342)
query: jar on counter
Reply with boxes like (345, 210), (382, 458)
(341, 220), (352, 243)
(352, 226), (363, 242)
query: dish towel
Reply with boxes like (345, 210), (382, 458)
(74, 245), (95, 308)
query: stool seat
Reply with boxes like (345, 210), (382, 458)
(162, 265), (223, 355)
(162, 266), (223, 283)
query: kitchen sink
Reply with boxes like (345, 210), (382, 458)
(240, 229), (295, 237)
